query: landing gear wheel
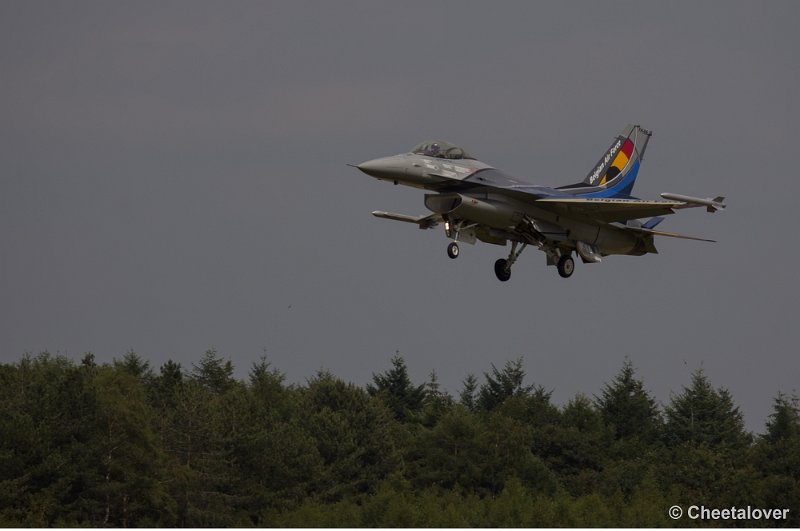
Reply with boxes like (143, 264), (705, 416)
(557, 255), (575, 278)
(447, 242), (460, 259)
(494, 259), (511, 282)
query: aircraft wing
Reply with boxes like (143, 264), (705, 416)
(372, 211), (441, 229)
(534, 197), (684, 223)
(448, 171), (724, 220)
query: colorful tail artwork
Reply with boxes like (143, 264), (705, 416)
(579, 124), (652, 198)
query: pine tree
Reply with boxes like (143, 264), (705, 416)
(248, 355), (290, 420)
(659, 370), (752, 508)
(663, 369), (749, 449)
(406, 406), (483, 491)
(459, 374), (479, 412)
(539, 395), (609, 495)
(166, 378), (241, 526)
(422, 370), (453, 426)
(191, 348), (235, 394)
(755, 392), (800, 479)
(153, 360), (183, 403)
(305, 371), (401, 501)
(764, 392), (800, 444)
(91, 366), (171, 526)
(752, 393), (800, 525)
(595, 359), (661, 442)
(114, 351), (154, 383)
(367, 354), (426, 422)
(477, 357), (533, 412)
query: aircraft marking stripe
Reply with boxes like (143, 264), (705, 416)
(610, 150), (629, 171)
(620, 138), (634, 158)
(597, 137), (634, 187)
(582, 159), (640, 198)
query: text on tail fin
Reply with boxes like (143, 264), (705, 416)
(577, 125), (652, 198)
(584, 124), (651, 188)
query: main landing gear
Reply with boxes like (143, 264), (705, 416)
(493, 242), (527, 282)
(491, 242), (575, 281)
(444, 231), (576, 280)
(556, 255), (575, 279)
(494, 258), (511, 282)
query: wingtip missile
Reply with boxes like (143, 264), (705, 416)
(660, 193), (726, 213)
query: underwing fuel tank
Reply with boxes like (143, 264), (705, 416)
(576, 241), (602, 263)
(424, 193), (523, 228)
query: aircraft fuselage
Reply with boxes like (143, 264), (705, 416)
(354, 128), (722, 280)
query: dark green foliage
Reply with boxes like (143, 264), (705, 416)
(113, 351), (153, 383)
(763, 392), (800, 444)
(191, 348), (236, 394)
(596, 359), (662, 443)
(749, 393), (800, 526)
(0, 354), (796, 527)
(367, 354), (426, 422)
(405, 405), (484, 490)
(477, 357), (533, 411)
(0, 353), (173, 526)
(303, 371), (402, 502)
(421, 370), (454, 426)
(664, 369), (749, 449)
(458, 373), (479, 411)
(540, 395), (611, 496)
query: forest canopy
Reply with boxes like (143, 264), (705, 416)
(0, 351), (797, 527)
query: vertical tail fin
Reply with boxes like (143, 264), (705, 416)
(579, 124), (652, 198)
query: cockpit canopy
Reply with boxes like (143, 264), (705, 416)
(410, 140), (475, 160)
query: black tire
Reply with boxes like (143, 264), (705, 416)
(557, 255), (575, 278)
(447, 242), (460, 259)
(494, 259), (511, 282)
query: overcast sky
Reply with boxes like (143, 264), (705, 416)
(1, 1), (798, 432)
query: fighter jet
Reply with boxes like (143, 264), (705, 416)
(354, 125), (725, 280)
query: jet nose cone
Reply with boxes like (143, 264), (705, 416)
(355, 158), (386, 176)
(354, 156), (406, 180)
(355, 159), (377, 175)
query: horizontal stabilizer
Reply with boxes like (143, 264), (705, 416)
(660, 193), (726, 213)
(623, 223), (717, 243)
(642, 216), (665, 230)
(372, 211), (440, 229)
(646, 229), (716, 242)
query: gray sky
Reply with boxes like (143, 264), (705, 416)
(1, 1), (798, 432)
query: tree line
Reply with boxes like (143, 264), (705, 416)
(0, 350), (797, 527)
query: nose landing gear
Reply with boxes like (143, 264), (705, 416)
(447, 241), (460, 259)
(444, 219), (473, 259)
